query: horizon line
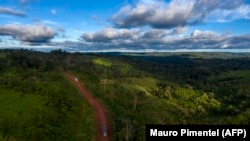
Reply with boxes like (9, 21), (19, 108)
(1, 47), (250, 53)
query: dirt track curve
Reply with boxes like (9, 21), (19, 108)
(62, 57), (111, 141)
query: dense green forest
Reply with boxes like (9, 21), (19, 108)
(0, 49), (95, 141)
(0, 49), (250, 141)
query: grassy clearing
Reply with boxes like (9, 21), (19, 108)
(93, 58), (112, 67)
(118, 77), (157, 96)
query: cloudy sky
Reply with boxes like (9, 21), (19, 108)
(0, 0), (250, 52)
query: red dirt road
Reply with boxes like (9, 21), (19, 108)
(62, 71), (111, 141)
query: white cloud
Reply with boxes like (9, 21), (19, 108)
(191, 30), (218, 38)
(81, 27), (141, 42)
(112, 0), (250, 28)
(0, 24), (56, 45)
(77, 27), (250, 50)
(172, 26), (187, 35)
(208, 5), (250, 22)
(0, 7), (26, 17)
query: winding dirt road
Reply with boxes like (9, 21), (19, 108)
(61, 57), (111, 141)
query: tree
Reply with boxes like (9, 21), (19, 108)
(45, 60), (54, 71)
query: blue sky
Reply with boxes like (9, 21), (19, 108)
(0, 0), (250, 52)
